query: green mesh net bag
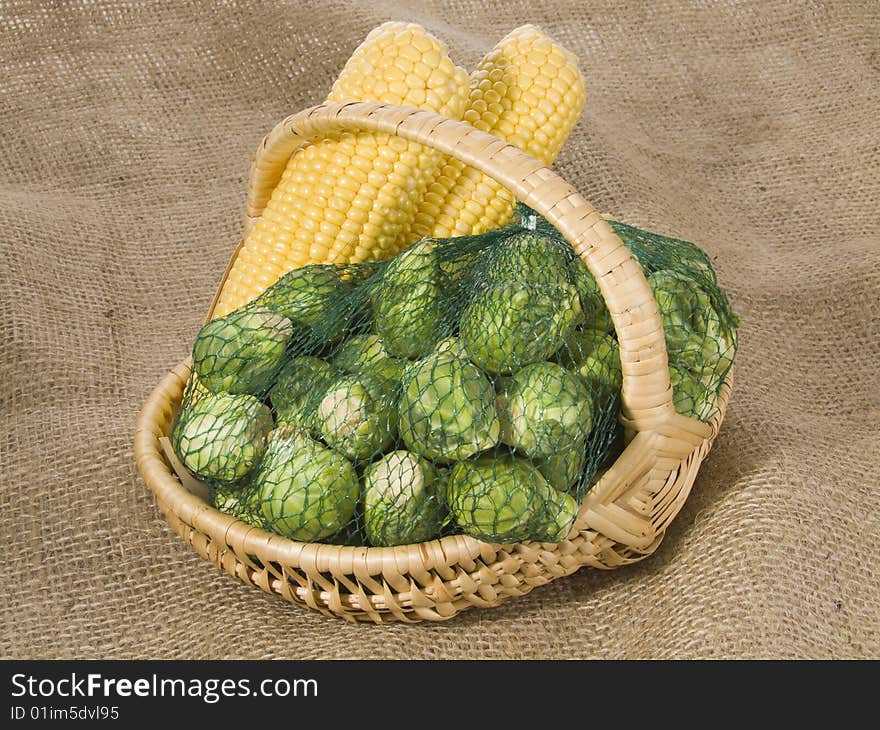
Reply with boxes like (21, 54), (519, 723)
(608, 219), (739, 422)
(170, 204), (738, 548)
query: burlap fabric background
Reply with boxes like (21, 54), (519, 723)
(1, 0), (877, 659)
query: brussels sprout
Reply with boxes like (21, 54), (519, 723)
(536, 445), (588, 492)
(254, 265), (349, 345)
(192, 308), (292, 395)
(460, 283), (582, 375)
(372, 240), (441, 359)
(332, 333), (385, 372)
(531, 482), (579, 542)
(496, 362), (593, 458)
(678, 319), (737, 378)
(212, 484), (264, 527)
(648, 270), (702, 355)
(363, 450), (446, 546)
(317, 373), (397, 461)
(483, 230), (572, 287)
(676, 332), (718, 377)
(446, 454), (547, 542)
(558, 329), (622, 399)
(362, 357), (409, 387)
(578, 350), (623, 401)
(669, 365), (717, 421)
(172, 392), (273, 484)
(556, 328), (612, 369)
(446, 453), (575, 543)
(570, 258), (614, 333)
(398, 347), (500, 462)
(649, 270), (737, 383)
(269, 355), (338, 435)
(257, 428), (359, 541)
(433, 336), (468, 359)
(332, 334), (407, 384)
(438, 246), (481, 286)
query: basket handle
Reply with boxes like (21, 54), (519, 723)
(235, 101), (676, 428)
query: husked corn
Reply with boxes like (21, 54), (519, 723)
(215, 22), (468, 316)
(404, 24), (586, 242)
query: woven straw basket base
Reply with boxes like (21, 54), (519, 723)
(135, 102), (734, 623)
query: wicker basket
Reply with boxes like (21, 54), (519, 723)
(134, 101), (733, 623)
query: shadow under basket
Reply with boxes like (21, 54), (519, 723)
(134, 101), (734, 623)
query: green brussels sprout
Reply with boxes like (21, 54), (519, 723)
(570, 258), (614, 333)
(556, 328), (611, 368)
(316, 373), (397, 461)
(269, 355), (338, 434)
(483, 230), (572, 288)
(446, 453), (575, 543)
(363, 450), (447, 546)
(332, 334), (407, 384)
(460, 283), (582, 375)
(257, 428), (359, 541)
(438, 246), (481, 286)
(669, 365), (717, 421)
(254, 265), (349, 345)
(398, 347), (500, 462)
(649, 270), (737, 383)
(536, 444), (588, 492)
(372, 240), (441, 359)
(433, 336), (468, 359)
(446, 454), (546, 542)
(496, 362), (593, 458)
(172, 392), (273, 484)
(678, 319), (737, 378)
(211, 483), (264, 527)
(531, 481), (579, 542)
(676, 332), (720, 376)
(192, 308), (292, 395)
(558, 329), (622, 399)
(332, 333), (386, 372)
(578, 350), (623, 401)
(648, 270), (704, 355)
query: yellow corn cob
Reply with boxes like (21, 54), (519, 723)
(403, 24), (586, 242)
(215, 22), (468, 317)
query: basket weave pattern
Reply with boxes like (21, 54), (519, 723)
(135, 102), (733, 622)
